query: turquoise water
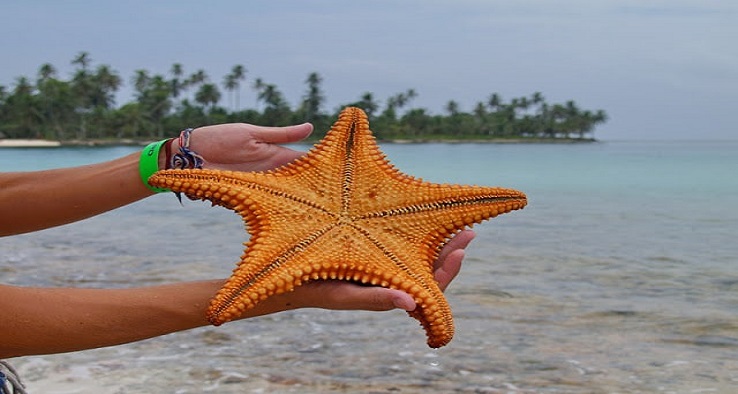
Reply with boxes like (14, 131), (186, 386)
(1, 141), (737, 392)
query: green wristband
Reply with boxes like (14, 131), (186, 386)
(139, 140), (169, 193)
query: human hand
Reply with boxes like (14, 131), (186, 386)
(277, 230), (476, 312)
(183, 122), (314, 172)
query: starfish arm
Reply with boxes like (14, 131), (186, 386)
(357, 184), (526, 259)
(206, 221), (457, 347)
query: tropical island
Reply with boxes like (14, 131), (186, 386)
(0, 52), (607, 145)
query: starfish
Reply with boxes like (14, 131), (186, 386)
(148, 107), (526, 348)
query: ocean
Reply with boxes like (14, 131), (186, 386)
(1, 140), (737, 393)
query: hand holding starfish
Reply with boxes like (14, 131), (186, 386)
(288, 229), (475, 312)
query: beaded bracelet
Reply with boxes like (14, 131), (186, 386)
(139, 139), (170, 193)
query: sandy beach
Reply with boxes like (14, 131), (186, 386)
(0, 139), (61, 148)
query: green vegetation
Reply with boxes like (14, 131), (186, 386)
(0, 52), (607, 142)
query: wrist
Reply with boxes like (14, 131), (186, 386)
(139, 140), (170, 193)
(167, 128), (205, 170)
(162, 138), (180, 170)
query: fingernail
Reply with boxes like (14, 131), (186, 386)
(393, 296), (416, 312)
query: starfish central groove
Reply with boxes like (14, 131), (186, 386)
(148, 107), (527, 348)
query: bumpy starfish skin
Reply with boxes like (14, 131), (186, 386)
(149, 107), (526, 348)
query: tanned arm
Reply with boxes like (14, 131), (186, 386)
(0, 153), (152, 236)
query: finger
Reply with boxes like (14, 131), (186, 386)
(359, 287), (416, 311)
(388, 289), (417, 311)
(306, 281), (416, 312)
(337, 285), (416, 311)
(435, 249), (464, 291)
(434, 230), (476, 271)
(249, 123), (313, 144)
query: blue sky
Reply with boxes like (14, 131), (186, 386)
(1, 0), (736, 140)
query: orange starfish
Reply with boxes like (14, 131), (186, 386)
(149, 107), (526, 348)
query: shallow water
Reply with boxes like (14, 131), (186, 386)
(1, 141), (737, 393)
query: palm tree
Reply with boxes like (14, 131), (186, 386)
(473, 101), (489, 135)
(342, 92), (380, 120)
(530, 91), (544, 108)
(563, 100), (580, 138)
(6, 77), (40, 138)
(188, 69), (208, 90)
(143, 75), (174, 138)
(258, 83), (290, 125)
(230, 64), (246, 110)
(132, 72), (173, 138)
(112, 102), (147, 138)
(132, 69), (150, 96)
(593, 110), (608, 125)
(356, 92), (379, 119)
(401, 108), (432, 137)
(487, 93), (502, 112)
(37, 63), (57, 82)
(549, 103), (568, 138)
(403, 88), (418, 107)
(259, 84), (284, 109)
(445, 100), (460, 116)
(195, 83), (221, 112)
(70, 53), (96, 139)
(499, 105), (518, 137)
(36, 63), (60, 139)
(71, 52), (91, 73)
(222, 74), (237, 110)
(382, 89), (417, 119)
(588, 110), (608, 140)
(300, 71), (325, 122)
(169, 63), (188, 100)
(91, 64), (121, 109)
(517, 96), (530, 115)
(252, 77), (265, 110)
(36, 64), (57, 103)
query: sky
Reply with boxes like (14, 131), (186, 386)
(1, 0), (736, 140)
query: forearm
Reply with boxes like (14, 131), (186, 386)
(0, 275), (426, 358)
(0, 122), (314, 236)
(0, 281), (297, 358)
(0, 152), (153, 236)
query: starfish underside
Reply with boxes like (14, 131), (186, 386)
(149, 107), (527, 348)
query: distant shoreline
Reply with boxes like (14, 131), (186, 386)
(0, 139), (62, 148)
(0, 137), (597, 148)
